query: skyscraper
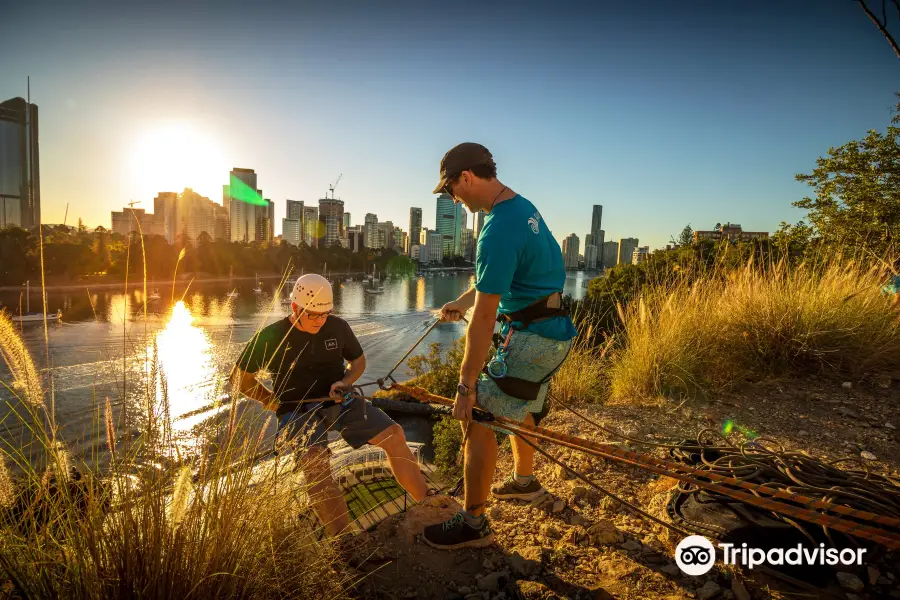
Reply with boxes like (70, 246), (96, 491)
(602, 241), (619, 269)
(343, 212), (351, 231)
(226, 168), (272, 243)
(0, 97), (40, 229)
(283, 218), (301, 246)
(302, 206), (319, 247)
(409, 207), (422, 251)
(435, 193), (465, 257)
(286, 199), (304, 221)
(562, 234), (580, 269)
(590, 205), (602, 247)
(364, 213), (378, 249)
(585, 245), (599, 270)
(318, 199), (344, 248)
(347, 225), (365, 252)
(461, 228), (475, 262)
(618, 238), (639, 265)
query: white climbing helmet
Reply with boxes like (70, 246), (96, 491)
(290, 273), (333, 313)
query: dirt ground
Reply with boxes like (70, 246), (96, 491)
(346, 375), (900, 600)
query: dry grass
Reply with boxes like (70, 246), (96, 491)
(550, 317), (612, 404)
(608, 259), (900, 401)
(0, 259), (351, 598)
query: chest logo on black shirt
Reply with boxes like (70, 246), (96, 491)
(325, 338), (338, 351)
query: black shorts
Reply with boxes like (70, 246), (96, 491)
(276, 398), (396, 451)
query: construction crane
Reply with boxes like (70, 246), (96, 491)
(328, 174), (342, 200)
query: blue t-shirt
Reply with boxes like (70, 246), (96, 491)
(475, 195), (577, 341)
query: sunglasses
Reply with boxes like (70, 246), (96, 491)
(302, 310), (332, 322)
(443, 173), (461, 198)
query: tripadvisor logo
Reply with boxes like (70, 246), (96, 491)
(674, 535), (868, 575)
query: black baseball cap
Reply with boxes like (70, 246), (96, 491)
(432, 142), (496, 194)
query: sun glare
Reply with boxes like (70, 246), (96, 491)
(130, 120), (225, 201)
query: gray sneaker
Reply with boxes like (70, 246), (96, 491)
(491, 475), (546, 501)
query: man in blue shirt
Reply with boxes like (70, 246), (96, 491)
(422, 143), (577, 550)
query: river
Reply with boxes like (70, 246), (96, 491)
(0, 272), (593, 471)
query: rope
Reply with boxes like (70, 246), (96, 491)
(389, 383), (900, 550)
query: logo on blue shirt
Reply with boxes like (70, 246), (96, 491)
(528, 211), (541, 234)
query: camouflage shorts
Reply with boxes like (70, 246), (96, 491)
(475, 329), (573, 434)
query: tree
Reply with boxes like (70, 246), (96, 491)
(856, 0), (900, 60)
(672, 224), (693, 247)
(794, 98), (900, 260)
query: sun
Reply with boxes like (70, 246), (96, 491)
(129, 120), (226, 202)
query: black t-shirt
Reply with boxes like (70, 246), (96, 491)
(236, 316), (364, 416)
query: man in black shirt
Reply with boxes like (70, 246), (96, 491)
(231, 274), (428, 537)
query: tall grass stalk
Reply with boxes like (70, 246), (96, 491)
(610, 259), (900, 400)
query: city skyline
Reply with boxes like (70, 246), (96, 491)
(2, 1), (899, 250)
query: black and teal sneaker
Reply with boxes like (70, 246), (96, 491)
(422, 512), (495, 550)
(491, 475), (546, 501)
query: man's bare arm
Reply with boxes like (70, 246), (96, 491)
(331, 354), (367, 397)
(230, 366), (278, 410)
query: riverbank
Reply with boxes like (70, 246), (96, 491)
(0, 274), (290, 292)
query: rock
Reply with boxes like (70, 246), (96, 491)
(529, 494), (553, 509)
(517, 581), (552, 600)
(836, 572), (864, 592)
(861, 451), (878, 461)
(539, 523), (561, 539)
(877, 374), (892, 388)
(721, 592), (735, 600)
(568, 512), (587, 527)
(620, 540), (642, 552)
(661, 564), (681, 576)
(587, 521), (623, 545)
(836, 407), (860, 418)
(476, 571), (507, 593)
(797, 430), (808, 436)
(877, 576), (892, 586)
(554, 464), (573, 480)
(458, 587), (472, 594)
(842, 381), (853, 390)
(508, 548), (542, 576)
(846, 595), (862, 600)
(731, 579), (751, 600)
(551, 500), (565, 513)
(697, 580), (722, 600)
(868, 566), (881, 585)
(886, 422), (897, 430)
(572, 485), (589, 499)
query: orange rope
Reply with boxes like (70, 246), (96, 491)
(392, 383), (900, 549)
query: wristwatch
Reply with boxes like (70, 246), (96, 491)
(457, 382), (473, 396)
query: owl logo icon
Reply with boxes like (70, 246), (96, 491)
(527, 212), (541, 235)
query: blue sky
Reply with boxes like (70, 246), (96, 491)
(1, 0), (898, 250)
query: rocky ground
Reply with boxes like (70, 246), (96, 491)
(347, 375), (900, 600)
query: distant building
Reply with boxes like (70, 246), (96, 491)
(226, 168), (272, 243)
(364, 213), (379, 249)
(425, 230), (444, 264)
(347, 226), (365, 253)
(692, 223), (769, 244)
(283, 218), (302, 246)
(435, 192), (465, 256)
(590, 205), (602, 251)
(286, 199), (304, 221)
(409, 207), (422, 253)
(410, 245), (423, 262)
(111, 208), (158, 237)
(562, 234), (580, 269)
(584, 245), (599, 270)
(116, 189), (226, 243)
(375, 221), (394, 250)
(632, 246), (650, 264)
(302, 206), (319, 247)
(343, 212), (351, 231)
(602, 241), (619, 270)
(0, 97), (40, 230)
(318, 199), (344, 248)
(618, 238), (639, 265)
(461, 228), (475, 262)
(393, 227), (406, 253)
